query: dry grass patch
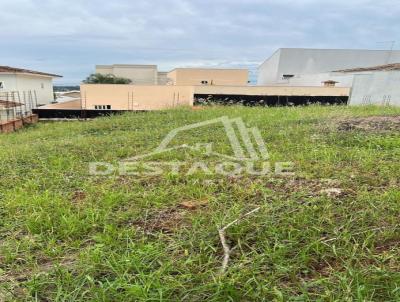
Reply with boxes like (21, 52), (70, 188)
(337, 115), (400, 132)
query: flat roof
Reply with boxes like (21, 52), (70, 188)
(259, 48), (400, 68)
(0, 66), (62, 78)
(279, 47), (400, 52)
(334, 63), (400, 73)
(96, 64), (157, 69)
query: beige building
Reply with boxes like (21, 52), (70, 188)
(95, 64), (167, 85)
(167, 68), (249, 86)
(81, 84), (194, 110)
(95, 64), (249, 86)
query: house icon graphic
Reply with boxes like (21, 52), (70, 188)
(125, 116), (269, 162)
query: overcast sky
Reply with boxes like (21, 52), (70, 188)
(1, 0), (399, 84)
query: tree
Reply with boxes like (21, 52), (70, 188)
(83, 73), (132, 84)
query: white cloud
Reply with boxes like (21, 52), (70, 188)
(0, 0), (399, 84)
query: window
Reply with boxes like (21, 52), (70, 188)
(282, 74), (294, 80)
(322, 80), (338, 87)
(94, 105), (112, 110)
(200, 80), (208, 85)
(0, 82), (4, 89)
(41, 83), (44, 89)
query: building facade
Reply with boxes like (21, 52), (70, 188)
(95, 65), (249, 86)
(81, 84), (194, 110)
(167, 68), (249, 86)
(258, 48), (400, 87)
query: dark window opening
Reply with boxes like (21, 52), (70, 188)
(94, 105), (112, 110)
(322, 80), (338, 87)
(282, 74), (294, 80)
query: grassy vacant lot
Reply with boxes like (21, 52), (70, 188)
(1, 105), (400, 301)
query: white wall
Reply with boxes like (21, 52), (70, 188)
(15, 75), (54, 106)
(0, 74), (17, 92)
(258, 48), (400, 86)
(257, 49), (281, 85)
(0, 73), (55, 106)
(349, 71), (400, 106)
(281, 72), (354, 87)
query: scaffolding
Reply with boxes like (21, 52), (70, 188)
(0, 90), (40, 133)
(0, 90), (37, 123)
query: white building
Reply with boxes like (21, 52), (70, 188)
(0, 66), (62, 106)
(95, 64), (168, 85)
(258, 48), (400, 87)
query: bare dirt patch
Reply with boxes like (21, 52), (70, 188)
(337, 115), (400, 132)
(375, 238), (400, 253)
(133, 199), (209, 234)
(70, 190), (86, 204)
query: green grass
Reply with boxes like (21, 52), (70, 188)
(1, 105), (400, 301)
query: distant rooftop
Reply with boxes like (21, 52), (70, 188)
(0, 66), (62, 78)
(96, 64), (157, 69)
(335, 63), (400, 73)
(169, 67), (248, 72)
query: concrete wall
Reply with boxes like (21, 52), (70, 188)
(0, 73), (55, 106)
(79, 84), (349, 111)
(157, 72), (169, 85)
(257, 49), (281, 85)
(95, 64), (158, 85)
(258, 48), (400, 85)
(15, 75), (54, 106)
(194, 85), (350, 97)
(95, 65), (113, 74)
(80, 84), (194, 110)
(168, 68), (249, 86)
(278, 72), (354, 87)
(349, 71), (400, 106)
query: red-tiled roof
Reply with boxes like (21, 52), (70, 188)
(335, 63), (400, 73)
(0, 66), (62, 77)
